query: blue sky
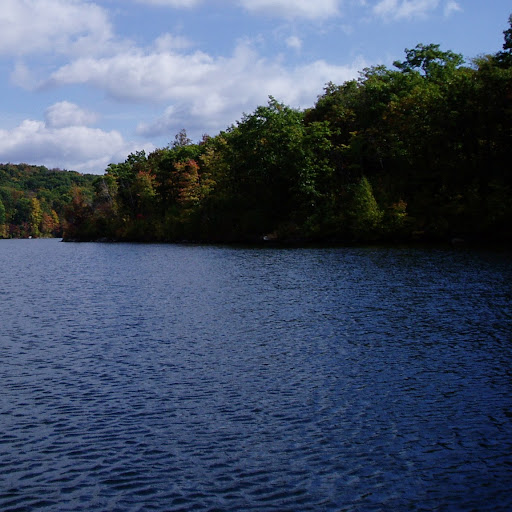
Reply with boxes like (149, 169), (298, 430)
(0, 0), (510, 174)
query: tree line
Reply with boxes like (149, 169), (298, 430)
(14, 17), (512, 244)
(0, 164), (96, 238)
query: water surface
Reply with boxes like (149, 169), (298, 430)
(1, 239), (511, 511)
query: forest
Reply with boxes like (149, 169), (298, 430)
(3, 17), (512, 245)
(0, 164), (95, 238)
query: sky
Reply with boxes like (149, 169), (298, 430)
(0, 1), (510, 174)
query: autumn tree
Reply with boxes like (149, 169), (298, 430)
(29, 198), (43, 237)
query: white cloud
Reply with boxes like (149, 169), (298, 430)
(238, 0), (340, 19)
(47, 49), (217, 103)
(444, 0), (461, 16)
(46, 41), (363, 139)
(373, 0), (440, 20)
(0, 1), (360, 169)
(0, 113), (154, 174)
(154, 33), (194, 51)
(133, 44), (364, 137)
(44, 101), (98, 128)
(0, 0), (114, 57)
(48, 40), (362, 105)
(285, 36), (303, 50)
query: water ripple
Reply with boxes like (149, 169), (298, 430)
(0, 240), (511, 511)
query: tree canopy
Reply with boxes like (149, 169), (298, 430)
(0, 164), (95, 238)
(6, 16), (512, 245)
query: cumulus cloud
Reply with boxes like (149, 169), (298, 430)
(373, 0), (440, 20)
(47, 50), (217, 102)
(0, 0), (114, 57)
(45, 101), (98, 128)
(0, 109), (154, 174)
(1, 1), (361, 169)
(45, 40), (363, 139)
(133, 44), (364, 137)
(49, 41), (361, 103)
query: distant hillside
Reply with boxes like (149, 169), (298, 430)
(0, 163), (96, 238)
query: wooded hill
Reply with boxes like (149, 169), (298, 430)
(7, 17), (512, 245)
(0, 164), (95, 238)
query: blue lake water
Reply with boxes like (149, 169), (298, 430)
(1, 238), (511, 511)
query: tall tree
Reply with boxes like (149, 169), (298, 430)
(29, 198), (43, 237)
(496, 14), (512, 67)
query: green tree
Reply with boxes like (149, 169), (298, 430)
(496, 14), (512, 67)
(346, 176), (383, 239)
(223, 97), (326, 238)
(393, 43), (464, 79)
(0, 198), (6, 238)
(29, 197), (43, 237)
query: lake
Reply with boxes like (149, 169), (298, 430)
(1, 238), (511, 511)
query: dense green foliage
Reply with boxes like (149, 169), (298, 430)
(64, 18), (512, 243)
(0, 164), (95, 238)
